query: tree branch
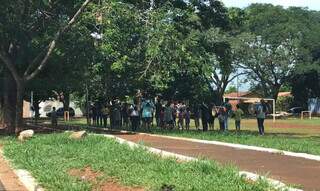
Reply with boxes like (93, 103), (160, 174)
(227, 72), (247, 83)
(24, 0), (92, 82)
(0, 51), (22, 83)
(24, 46), (49, 76)
(139, 59), (152, 80)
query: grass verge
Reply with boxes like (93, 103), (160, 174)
(148, 129), (320, 156)
(57, 117), (320, 155)
(1, 133), (274, 191)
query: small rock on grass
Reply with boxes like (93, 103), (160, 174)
(18, 130), (34, 141)
(69, 131), (87, 140)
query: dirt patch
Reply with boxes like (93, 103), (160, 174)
(68, 167), (102, 183)
(68, 167), (144, 191)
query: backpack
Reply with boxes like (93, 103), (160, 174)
(262, 103), (269, 113)
(225, 103), (232, 112)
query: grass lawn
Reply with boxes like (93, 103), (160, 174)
(1, 133), (274, 191)
(56, 117), (320, 155)
(148, 129), (320, 155)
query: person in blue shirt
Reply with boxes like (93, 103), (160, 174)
(141, 99), (154, 131)
(222, 98), (232, 131)
(256, 99), (268, 135)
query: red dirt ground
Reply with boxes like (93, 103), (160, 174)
(0, 145), (27, 191)
(68, 167), (144, 191)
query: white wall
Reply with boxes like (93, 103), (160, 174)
(38, 100), (83, 117)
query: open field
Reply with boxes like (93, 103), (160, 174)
(58, 117), (320, 134)
(0, 133), (273, 191)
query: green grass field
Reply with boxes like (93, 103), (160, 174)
(58, 117), (320, 155)
(1, 133), (274, 191)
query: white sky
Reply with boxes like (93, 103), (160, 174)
(220, 0), (320, 10)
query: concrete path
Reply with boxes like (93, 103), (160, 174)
(117, 133), (320, 191)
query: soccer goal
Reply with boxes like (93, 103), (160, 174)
(223, 96), (276, 123)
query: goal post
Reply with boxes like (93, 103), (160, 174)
(223, 96), (276, 123)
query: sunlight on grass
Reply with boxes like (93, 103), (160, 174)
(1, 133), (274, 191)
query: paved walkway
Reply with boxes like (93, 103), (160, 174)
(117, 133), (320, 191)
(0, 180), (5, 191)
(0, 149), (27, 191)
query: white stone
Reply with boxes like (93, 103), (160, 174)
(69, 131), (87, 140)
(18, 130), (34, 141)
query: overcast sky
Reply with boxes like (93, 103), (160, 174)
(220, 0), (320, 10)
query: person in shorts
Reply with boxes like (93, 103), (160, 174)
(141, 100), (154, 131)
(234, 104), (244, 133)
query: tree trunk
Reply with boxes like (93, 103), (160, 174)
(63, 92), (70, 112)
(2, 70), (16, 134)
(0, 94), (4, 130)
(216, 82), (228, 105)
(63, 92), (70, 120)
(15, 81), (25, 133)
(272, 85), (281, 103)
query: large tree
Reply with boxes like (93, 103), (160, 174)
(234, 4), (320, 101)
(0, 0), (92, 133)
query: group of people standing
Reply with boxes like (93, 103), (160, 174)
(88, 100), (130, 129)
(86, 96), (268, 135)
(192, 99), (233, 132)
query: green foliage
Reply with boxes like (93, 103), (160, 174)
(225, 86), (237, 94)
(276, 96), (293, 111)
(234, 4), (320, 100)
(2, 133), (273, 191)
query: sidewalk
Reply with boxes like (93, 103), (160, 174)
(0, 149), (27, 191)
(116, 133), (320, 191)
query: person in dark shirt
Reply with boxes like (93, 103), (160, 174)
(193, 104), (200, 130)
(185, 107), (191, 131)
(122, 103), (129, 128)
(200, 102), (209, 131)
(155, 98), (162, 127)
(91, 104), (97, 126)
(51, 107), (58, 127)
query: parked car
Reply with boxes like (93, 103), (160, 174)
(269, 111), (290, 118)
(46, 107), (75, 117)
(287, 107), (304, 116)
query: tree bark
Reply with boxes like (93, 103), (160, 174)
(63, 92), (70, 112)
(15, 81), (25, 133)
(2, 70), (16, 134)
(272, 84), (281, 103)
(0, 0), (92, 134)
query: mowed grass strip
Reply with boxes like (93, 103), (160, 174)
(149, 129), (320, 156)
(60, 117), (320, 155)
(2, 133), (274, 191)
